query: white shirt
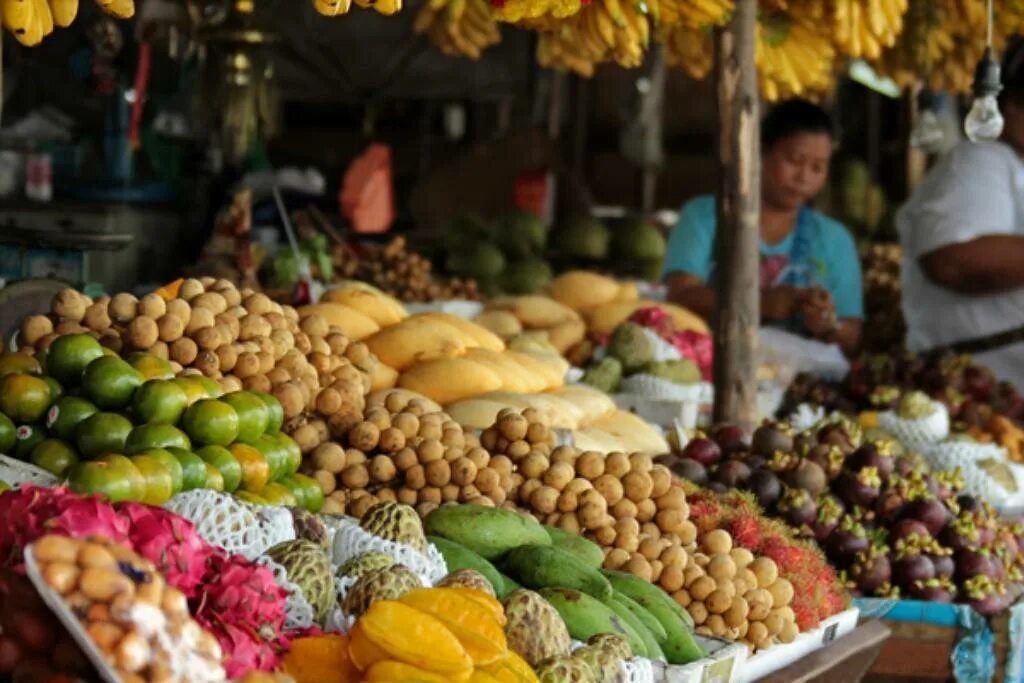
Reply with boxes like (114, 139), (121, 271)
(897, 141), (1024, 386)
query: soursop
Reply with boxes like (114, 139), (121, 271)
(360, 502), (427, 554)
(266, 539), (335, 626)
(342, 564), (421, 617)
(289, 508), (330, 551)
(641, 359), (701, 385)
(581, 357), (623, 394)
(536, 655), (598, 683)
(502, 589), (572, 667)
(573, 645), (624, 683)
(337, 551), (397, 580)
(606, 323), (658, 373)
(438, 569), (497, 597)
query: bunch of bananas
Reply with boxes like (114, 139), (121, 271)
(757, 10), (836, 101)
(492, 0), (583, 24)
(415, 0), (501, 59)
(832, 0), (907, 60)
(659, 0), (732, 30)
(662, 25), (713, 79)
(536, 0), (650, 75)
(312, 0), (400, 17)
(3, 0), (130, 46)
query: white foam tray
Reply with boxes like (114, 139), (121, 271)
(737, 607), (860, 682)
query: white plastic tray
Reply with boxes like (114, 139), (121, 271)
(737, 607), (859, 682)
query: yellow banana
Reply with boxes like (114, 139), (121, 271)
(314, 0), (352, 16)
(16, 0), (42, 45)
(46, 0), (73, 25)
(601, 0), (627, 26)
(371, 0), (401, 16)
(2, 0), (32, 31)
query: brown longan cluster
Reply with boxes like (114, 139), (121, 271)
(333, 237), (481, 303)
(309, 390), (513, 518)
(673, 531), (797, 650)
(30, 281), (378, 425)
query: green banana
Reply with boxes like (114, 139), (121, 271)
(601, 569), (704, 665)
(538, 587), (647, 658)
(495, 571), (520, 599)
(502, 544), (613, 601)
(425, 505), (550, 560)
(544, 525), (605, 568)
(428, 535), (505, 595)
(609, 589), (667, 644)
(606, 592), (665, 661)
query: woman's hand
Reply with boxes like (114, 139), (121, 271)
(761, 286), (800, 321)
(799, 288), (839, 339)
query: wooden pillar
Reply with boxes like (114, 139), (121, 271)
(712, 0), (760, 430)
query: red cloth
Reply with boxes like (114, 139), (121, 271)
(340, 143), (395, 234)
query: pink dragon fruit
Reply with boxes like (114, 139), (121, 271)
(672, 330), (713, 380)
(629, 306), (675, 341)
(119, 502), (213, 598)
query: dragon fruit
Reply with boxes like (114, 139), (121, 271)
(627, 306), (713, 379)
(119, 502), (213, 598)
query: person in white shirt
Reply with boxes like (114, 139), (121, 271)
(898, 43), (1024, 387)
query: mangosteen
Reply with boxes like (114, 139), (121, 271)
(682, 438), (722, 467)
(901, 498), (953, 537)
(747, 469), (782, 509)
(671, 458), (709, 485)
(847, 444), (895, 481)
(777, 487), (818, 528)
(962, 365), (995, 401)
(894, 455), (920, 478)
(792, 432), (817, 455)
(707, 481), (729, 494)
(939, 515), (981, 552)
(977, 522), (997, 547)
(931, 554), (956, 580)
(991, 555), (1006, 581)
(827, 518), (871, 566)
(893, 555), (936, 588)
(850, 549), (892, 595)
(751, 422), (793, 457)
(836, 467), (883, 508)
(889, 518), (931, 545)
(711, 425), (748, 456)
(909, 578), (956, 603)
(875, 491), (907, 523)
(818, 423), (856, 452)
(743, 454), (768, 471)
(957, 494), (983, 514)
(786, 459), (828, 497)
(812, 495), (846, 543)
(954, 547), (996, 582)
(963, 576), (1008, 616)
(715, 460), (752, 488)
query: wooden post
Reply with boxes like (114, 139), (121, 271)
(712, 0), (760, 430)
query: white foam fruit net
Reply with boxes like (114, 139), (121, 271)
(163, 490), (295, 559)
(0, 454), (59, 488)
(877, 401), (950, 453)
(331, 519), (448, 588)
(639, 328), (683, 363)
(618, 375), (704, 402)
(569, 640), (656, 683)
(925, 441), (1024, 509)
(255, 555), (317, 631)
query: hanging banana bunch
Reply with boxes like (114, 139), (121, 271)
(536, 0), (651, 75)
(96, 0), (132, 19)
(415, 0), (501, 59)
(312, 0), (352, 16)
(667, 0), (732, 30)
(757, 10), (836, 101)
(832, 0), (907, 60)
(661, 24), (713, 79)
(492, 0), (583, 26)
(2, 0), (131, 46)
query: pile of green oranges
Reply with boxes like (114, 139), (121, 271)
(0, 333), (321, 510)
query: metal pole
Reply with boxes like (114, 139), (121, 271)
(712, 0), (760, 431)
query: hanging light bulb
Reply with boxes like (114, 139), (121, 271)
(965, 47), (1004, 142)
(911, 89), (945, 152)
(965, 0), (1004, 143)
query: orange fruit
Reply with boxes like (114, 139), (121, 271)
(125, 352), (174, 381)
(229, 443), (270, 493)
(0, 373), (52, 423)
(68, 459), (138, 503)
(182, 399), (239, 447)
(173, 377), (209, 406)
(0, 413), (14, 454)
(30, 438), (79, 478)
(0, 352), (41, 377)
(82, 356), (143, 409)
(130, 454), (175, 505)
(47, 334), (104, 387)
(259, 482), (298, 507)
(132, 379), (188, 425)
(196, 445), (242, 493)
(252, 391), (284, 434)
(46, 396), (98, 441)
(125, 424), (191, 455)
(203, 462), (225, 491)
(75, 412), (133, 459)
(221, 392), (269, 444)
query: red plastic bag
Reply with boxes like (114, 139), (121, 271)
(340, 143), (395, 234)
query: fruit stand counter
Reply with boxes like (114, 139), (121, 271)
(758, 620), (891, 683)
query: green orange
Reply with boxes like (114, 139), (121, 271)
(130, 454), (175, 505)
(228, 442), (270, 493)
(273, 433), (302, 477)
(47, 334), (104, 387)
(166, 448), (207, 491)
(125, 424), (191, 455)
(182, 399), (239, 447)
(30, 438), (79, 478)
(221, 392), (269, 444)
(42, 377), (63, 403)
(0, 413), (15, 454)
(196, 445), (242, 493)
(173, 377), (208, 406)
(291, 473), (325, 513)
(204, 463), (225, 492)
(69, 455), (143, 503)
(253, 435), (288, 482)
(46, 396), (98, 442)
(259, 482), (298, 507)
(125, 353), (174, 381)
(135, 448), (183, 495)
(234, 491), (267, 506)
(277, 476), (307, 509)
(0, 352), (42, 377)
(0, 373), (52, 423)
(132, 380), (188, 425)
(82, 357), (143, 410)
(14, 424), (45, 460)
(76, 412), (133, 459)
(194, 376), (224, 399)
(252, 391), (284, 434)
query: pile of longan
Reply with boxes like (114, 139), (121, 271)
(306, 390), (515, 518)
(22, 279), (376, 426)
(675, 529), (798, 650)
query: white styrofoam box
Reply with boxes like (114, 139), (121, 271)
(403, 300), (483, 319)
(737, 607), (860, 682)
(649, 635), (748, 683)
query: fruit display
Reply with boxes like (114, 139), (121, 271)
(415, 0), (502, 64)
(1, 0), (131, 47)
(443, 212), (553, 296)
(333, 236), (481, 303)
(478, 295), (586, 356)
(30, 534), (226, 681)
(664, 420), (1024, 614)
(581, 319), (704, 394)
(860, 243), (903, 354)
(0, 339), (320, 508)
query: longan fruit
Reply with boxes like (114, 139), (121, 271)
(326, 332), (350, 356)
(641, 522), (662, 538)
(613, 519), (640, 551)
(340, 464), (370, 489)
(639, 536), (666, 561)
(672, 588), (692, 609)
(83, 302), (112, 333)
(164, 298), (191, 325)
(518, 453), (549, 480)
(505, 440), (531, 459)
(684, 565), (706, 587)
(97, 332), (120, 352)
(465, 447), (490, 471)
(257, 351), (275, 375)
(149, 341), (169, 360)
(170, 337), (199, 365)
(708, 555), (738, 582)
(20, 315), (53, 346)
(768, 578), (794, 607)
(592, 525), (616, 547)
(290, 423), (321, 453)
(349, 494), (379, 519)
(623, 471), (654, 503)
(242, 292), (273, 315)
(530, 485), (559, 514)
(191, 292), (227, 315)
(345, 449), (367, 467)
(623, 555), (654, 581)
(425, 459), (452, 487)
(655, 509), (688, 535)
(779, 621), (798, 644)
(661, 545), (688, 569)
(449, 457), (478, 486)
(194, 350), (220, 377)
(543, 462), (575, 491)
(292, 331), (312, 355)
(605, 452), (632, 478)
(215, 313), (241, 340)
(52, 288), (88, 321)
(576, 452), (606, 480)
(183, 306), (213, 335)
(348, 422), (381, 451)
(763, 610), (785, 636)
(588, 475), (622, 507)
(604, 548), (631, 569)
(405, 464), (427, 490)
(526, 421), (551, 445)
(475, 467), (501, 495)
(179, 278), (205, 300)
(678, 520), (698, 546)
(580, 488), (608, 511)
(557, 490), (579, 513)
(655, 487), (688, 512)
(415, 438), (443, 464)
(649, 465), (673, 498)
(315, 388), (342, 415)
(54, 320), (86, 335)
(393, 447), (418, 471)
(496, 413), (528, 442)
(459, 484), (482, 502)
(660, 564), (685, 593)
(517, 478), (542, 503)
(299, 314), (329, 338)
(687, 601), (709, 626)
(438, 483), (459, 502)
(312, 469), (336, 495)
(193, 326), (222, 352)
(312, 442), (347, 473)
(377, 427), (405, 453)
(730, 547), (755, 569)
(136, 293), (167, 320)
(154, 313), (184, 343)
(612, 498), (639, 520)
(701, 529), (733, 556)
(370, 455), (398, 483)
(747, 621), (770, 646)
(397, 488), (418, 506)
(549, 446), (578, 466)
(749, 557), (779, 588)
(487, 454), (513, 477)
(689, 576), (717, 601)
(440, 428), (465, 450)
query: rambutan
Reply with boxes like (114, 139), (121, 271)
(728, 514), (765, 552)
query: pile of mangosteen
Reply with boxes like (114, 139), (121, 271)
(660, 419), (1024, 615)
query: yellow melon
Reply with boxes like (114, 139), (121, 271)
(398, 358), (503, 405)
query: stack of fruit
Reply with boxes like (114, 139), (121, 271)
(443, 212), (553, 296)
(665, 420), (1024, 614)
(477, 295), (587, 357)
(333, 236), (481, 303)
(581, 319), (704, 394)
(0, 337), (319, 509)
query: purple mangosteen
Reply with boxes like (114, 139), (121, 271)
(751, 423), (793, 458)
(682, 438), (722, 467)
(847, 444), (895, 481)
(827, 518), (871, 566)
(777, 487), (818, 528)
(715, 460), (753, 488)
(836, 467), (883, 508)
(931, 554), (956, 580)
(747, 469), (782, 509)
(850, 549), (892, 595)
(954, 547), (996, 582)
(711, 425), (749, 456)
(893, 554), (936, 588)
(909, 578), (956, 603)
(901, 498), (953, 537)
(670, 458), (709, 485)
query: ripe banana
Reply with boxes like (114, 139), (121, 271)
(33, 0), (51, 35)
(313, 0), (352, 16)
(416, 0), (500, 60)
(96, 0), (134, 19)
(2, 0), (33, 34)
(47, 0), (74, 27)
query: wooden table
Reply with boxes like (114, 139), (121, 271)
(757, 621), (892, 683)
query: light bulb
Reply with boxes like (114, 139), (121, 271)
(964, 94), (1005, 142)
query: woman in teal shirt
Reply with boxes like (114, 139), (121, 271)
(663, 99), (864, 354)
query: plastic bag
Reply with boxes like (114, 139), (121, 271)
(757, 327), (850, 385)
